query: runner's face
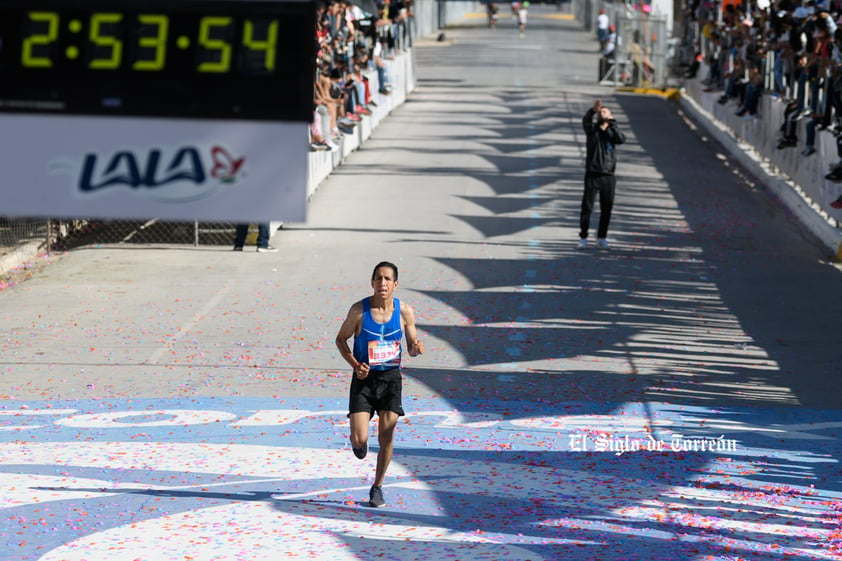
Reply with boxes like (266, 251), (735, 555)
(371, 267), (397, 299)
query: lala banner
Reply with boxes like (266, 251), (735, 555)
(0, 114), (308, 222)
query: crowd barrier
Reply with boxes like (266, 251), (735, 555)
(306, 0), (482, 202)
(683, 70), (842, 259)
(306, 49), (416, 201)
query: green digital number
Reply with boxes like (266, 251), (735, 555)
(22, 12), (59, 68)
(198, 17), (232, 73)
(134, 14), (169, 71)
(243, 19), (278, 72)
(89, 13), (123, 69)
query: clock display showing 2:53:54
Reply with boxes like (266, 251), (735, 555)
(0, 1), (316, 121)
(21, 11), (278, 75)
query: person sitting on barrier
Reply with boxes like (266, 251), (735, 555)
(325, 67), (360, 132)
(824, 55), (842, 180)
(310, 109), (338, 151)
(628, 29), (655, 85)
(804, 17), (832, 116)
(315, 66), (345, 140)
(314, 19), (348, 140)
(827, 26), (842, 131)
(735, 61), (765, 117)
(351, 59), (377, 111)
(791, 8), (819, 116)
(802, 113), (825, 157)
(824, 132), (842, 180)
(778, 98), (801, 149)
(716, 45), (746, 105)
(817, 3), (837, 36)
(734, 71), (762, 115)
(372, 36), (393, 94)
(337, 65), (370, 119)
(799, 29), (835, 155)
(326, 66), (363, 124)
(702, 31), (725, 91)
(388, 0), (410, 51)
(801, 26), (842, 156)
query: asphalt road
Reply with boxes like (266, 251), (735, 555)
(1, 7), (841, 561)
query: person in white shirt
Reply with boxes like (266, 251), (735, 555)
(597, 9), (610, 51)
(603, 24), (619, 58)
(517, 1), (529, 37)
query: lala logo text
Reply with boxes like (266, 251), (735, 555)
(79, 145), (245, 192)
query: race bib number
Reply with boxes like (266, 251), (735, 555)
(368, 340), (401, 365)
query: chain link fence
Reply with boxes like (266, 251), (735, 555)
(0, 217), (53, 285)
(0, 217), (242, 274)
(0, 217), (48, 256)
(49, 220), (242, 251)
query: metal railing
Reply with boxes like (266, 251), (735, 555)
(572, 0), (672, 89)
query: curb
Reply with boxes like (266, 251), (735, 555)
(0, 240), (47, 276)
(617, 87), (681, 100)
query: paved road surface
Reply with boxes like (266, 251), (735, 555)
(1, 7), (841, 561)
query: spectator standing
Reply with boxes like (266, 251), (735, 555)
(233, 224), (278, 253)
(578, 99), (626, 251)
(603, 24), (619, 59)
(487, 2), (499, 29)
(597, 9), (611, 52)
(372, 37), (393, 94)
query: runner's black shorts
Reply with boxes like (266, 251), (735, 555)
(348, 367), (405, 418)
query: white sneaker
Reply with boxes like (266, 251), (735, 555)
(577, 239), (588, 250)
(597, 238), (610, 250)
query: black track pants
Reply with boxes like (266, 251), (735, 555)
(579, 173), (616, 240)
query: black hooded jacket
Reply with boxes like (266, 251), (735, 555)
(583, 108), (626, 176)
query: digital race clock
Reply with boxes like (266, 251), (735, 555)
(0, 0), (315, 120)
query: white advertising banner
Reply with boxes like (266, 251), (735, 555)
(0, 114), (308, 222)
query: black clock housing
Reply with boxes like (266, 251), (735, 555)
(0, 0), (315, 121)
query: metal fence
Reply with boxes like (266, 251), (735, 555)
(48, 220), (241, 250)
(573, 0), (675, 89)
(0, 218), (239, 266)
(0, 217), (50, 260)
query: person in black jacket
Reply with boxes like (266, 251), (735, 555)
(578, 99), (626, 250)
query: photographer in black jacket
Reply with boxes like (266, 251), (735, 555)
(578, 99), (626, 250)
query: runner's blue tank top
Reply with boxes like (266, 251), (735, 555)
(353, 297), (402, 371)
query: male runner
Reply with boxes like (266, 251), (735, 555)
(335, 261), (425, 507)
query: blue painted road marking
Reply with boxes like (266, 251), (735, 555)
(1, 398), (840, 560)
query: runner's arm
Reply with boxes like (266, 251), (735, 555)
(336, 302), (365, 369)
(401, 304), (425, 357)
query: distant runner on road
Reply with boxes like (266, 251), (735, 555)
(517, 1), (529, 37)
(334, 261), (425, 508)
